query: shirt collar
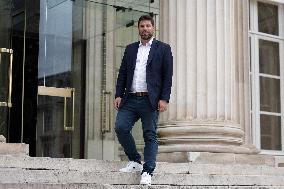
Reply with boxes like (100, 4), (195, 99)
(139, 37), (154, 47)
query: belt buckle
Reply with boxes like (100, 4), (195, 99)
(137, 92), (143, 96)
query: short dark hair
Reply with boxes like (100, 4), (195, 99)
(138, 15), (154, 27)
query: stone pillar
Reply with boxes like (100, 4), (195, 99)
(158, 0), (258, 159)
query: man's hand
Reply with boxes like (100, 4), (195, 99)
(114, 97), (122, 110)
(158, 100), (168, 112)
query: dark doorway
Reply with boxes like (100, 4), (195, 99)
(9, 0), (39, 157)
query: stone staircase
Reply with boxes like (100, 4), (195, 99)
(0, 153), (284, 189)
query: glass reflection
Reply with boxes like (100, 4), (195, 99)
(258, 2), (278, 35)
(38, 0), (72, 88)
(260, 77), (280, 113)
(0, 0), (159, 158)
(0, 0), (12, 48)
(0, 0), (12, 139)
(259, 39), (279, 76)
(37, 95), (72, 157)
(260, 114), (281, 150)
(0, 52), (10, 139)
(36, 0), (81, 158)
(0, 53), (9, 103)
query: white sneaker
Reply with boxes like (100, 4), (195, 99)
(140, 172), (151, 186)
(119, 161), (143, 172)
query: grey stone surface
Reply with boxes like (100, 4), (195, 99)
(157, 152), (189, 162)
(275, 156), (284, 167)
(0, 143), (29, 156)
(0, 153), (284, 188)
(191, 152), (275, 166)
(0, 168), (284, 186)
(186, 163), (284, 176)
(0, 155), (284, 176)
(157, 152), (275, 165)
(0, 184), (284, 189)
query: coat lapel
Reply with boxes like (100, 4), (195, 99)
(130, 39), (158, 69)
(147, 39), (158, 66)
(131, 41), (140, 70)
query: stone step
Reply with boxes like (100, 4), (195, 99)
(1, 168), (284, 186)
(186, 163), (284, 176)
(0, 183), (283, 189)
(160, 152), (276, 166)
(0, 155), (283, 176)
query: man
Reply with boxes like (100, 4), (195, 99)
(114, 15), (173, 186)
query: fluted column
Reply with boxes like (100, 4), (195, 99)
(158, 0), (258, 156)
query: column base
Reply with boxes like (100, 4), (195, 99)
(158, 122), (244, 146)
(157, 144), (260, 163)
(157, 151), (275, 166)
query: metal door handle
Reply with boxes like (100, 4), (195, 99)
(64, 88), (75, 131)
(38, 86), (75, 132)
(102, 90), (111, 134)
(8, 49), (13, 107)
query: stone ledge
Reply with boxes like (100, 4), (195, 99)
(1, 169), (284, 186)
(1, 156), (283, 175)
(158, 144), (260, 154)
(157, 151), (274, 165)
(0, 143), (29, 156)
(0, 184), (284, 189)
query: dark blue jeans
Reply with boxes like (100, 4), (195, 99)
(115, 95), (159, 174)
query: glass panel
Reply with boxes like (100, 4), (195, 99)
(0, 107), (8, 137)
(259, 39), (279, 76)
(0, 0), (12, 139)
(82, 0), (159, 159)
(260, 77), (280, 113)
(0, 53), (9, 103)
(260, 114), (281, 150)
(38, 0), (72, 88)
(1, 0), (158, 158)
(36, 0), (84, 158)
(37, 95), (73, 157)
(258, 2), (279, 35)
(0, 0), (12, 48)
(0, 52), (9, 137)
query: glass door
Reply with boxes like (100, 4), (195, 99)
(0, 0), (13, 140)
(35, 0), (85, 158)
(83, 0), (159, 160)
(37, 86), (75, 157)
(0, 48), (13, 139)
(0, 0), (85, 158)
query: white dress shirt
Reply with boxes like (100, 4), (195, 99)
(131, 37), (154, 93)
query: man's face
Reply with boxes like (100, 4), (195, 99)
(138, 20), (155, 40)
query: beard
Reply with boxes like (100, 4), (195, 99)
(140, 32), (153, 40)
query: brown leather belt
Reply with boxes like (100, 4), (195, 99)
(130, 92), (148, 96)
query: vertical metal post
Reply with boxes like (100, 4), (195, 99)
(8, 49), (13, 107)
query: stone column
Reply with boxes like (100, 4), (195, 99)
(158, 0), (258, 159)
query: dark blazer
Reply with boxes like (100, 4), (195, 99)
(115, 38), (173, 111)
